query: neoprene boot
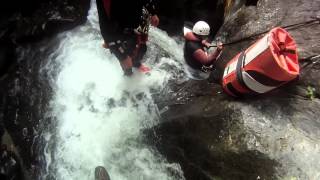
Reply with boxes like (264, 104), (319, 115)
(138, 64), (151, 73)
(120, 57), (133, 76)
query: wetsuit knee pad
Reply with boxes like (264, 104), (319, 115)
(109, 44), (128, 61)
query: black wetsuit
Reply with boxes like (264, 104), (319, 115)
(96, 0), (157, 66)
(184, 41), (205, 70)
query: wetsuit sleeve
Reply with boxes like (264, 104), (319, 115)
(96, 0), (114, 43)
(192, 47), (222, 66)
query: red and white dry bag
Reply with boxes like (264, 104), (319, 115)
(222, 27), (299, 97)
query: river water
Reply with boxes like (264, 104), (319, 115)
(40, 1), (186, 179)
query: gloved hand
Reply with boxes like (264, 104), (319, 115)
(201, 40), (212, 48)
(217, 42), (223, 51)
(150, 15), (159, 27)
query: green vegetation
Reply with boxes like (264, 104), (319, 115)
(306, 86), (316, 100)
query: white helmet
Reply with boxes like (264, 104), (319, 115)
(192, 21), (210, 36)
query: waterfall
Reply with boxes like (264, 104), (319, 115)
(40, 0), (186, 179)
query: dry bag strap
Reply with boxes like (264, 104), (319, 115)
(236, 51), (248, 89)
(235, 52), (278, 94)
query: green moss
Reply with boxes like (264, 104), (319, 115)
(282, 177), (298, 180)
(306, 86), (316, 100)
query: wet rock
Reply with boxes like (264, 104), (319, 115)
(0, 0), (90, 77)
(0, 38), (60, 178)
(216, 0), (320, 66)
(157, 0), (225, 36)
(0, 40), (16, 77)
(1, 0), (90, 43)
(148, 0), (320, 179)
(0, 143), (23, 180)
(150, 82), (320, 179)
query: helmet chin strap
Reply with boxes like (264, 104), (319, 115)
(194, 34), (209, 41)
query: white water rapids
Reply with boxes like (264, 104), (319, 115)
(41, 1), (186, 179)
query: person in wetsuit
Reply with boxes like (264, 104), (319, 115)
(184, 21), (223, 80)
(96, 0), (159, 76)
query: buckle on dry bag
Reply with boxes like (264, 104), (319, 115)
(201, 65), (213, 73)
(279, 42), (296, 54)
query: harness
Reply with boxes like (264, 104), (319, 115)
(135, 6), (151, 35)
(103, 1), (153, 58)
(200, 46), (223, 73)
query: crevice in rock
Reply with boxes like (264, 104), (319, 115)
(245, 0), (258, 6)
(158, 0), (225, 36)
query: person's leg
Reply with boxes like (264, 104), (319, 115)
(120, 56), (133, 76)
(123, 35), (150, 73)
(109, 43), (133, 76)
(133, 44), (150, 73)
(132, 44), (147, 68)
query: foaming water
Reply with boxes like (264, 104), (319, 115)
(41, 0), (185, 179)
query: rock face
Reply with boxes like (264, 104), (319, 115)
(157, 0), (225, 36)
(149, 0), (320, 179)
(1, 0), (90, 43)
(0, 142), (23, 180)
(0, 0), (90, 77)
